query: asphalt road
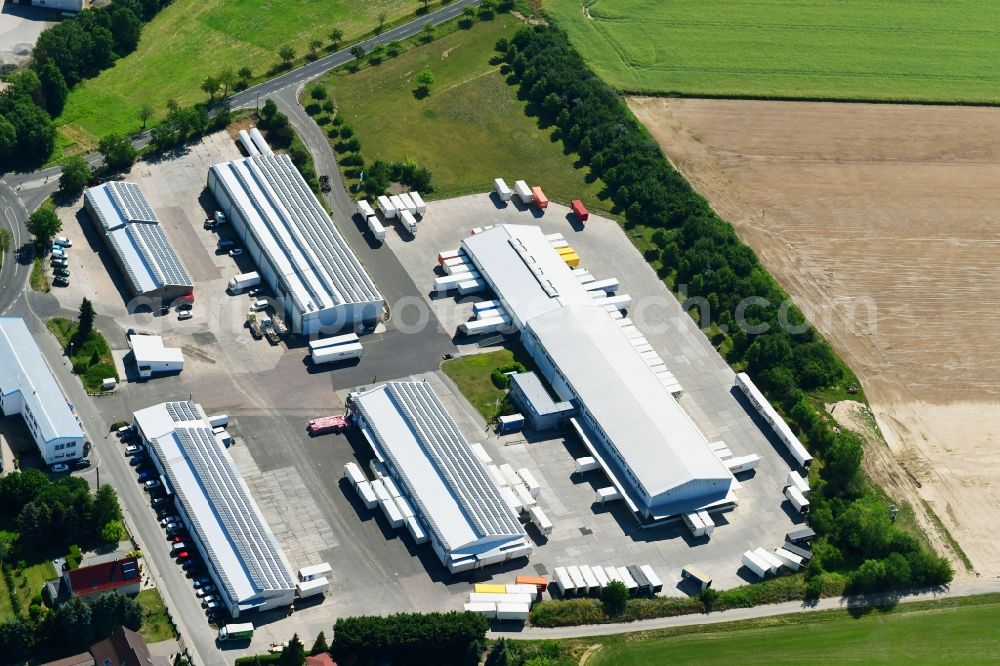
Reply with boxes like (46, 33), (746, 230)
(228, 0), (481, 112)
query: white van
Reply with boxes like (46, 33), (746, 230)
(251, 299), (268, 312)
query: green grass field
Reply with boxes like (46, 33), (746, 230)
(46, 318), (119, 393)
(11, 561), (56, 612)
(442, 348), (533, 422)
(322, 16), (609, 210)
(587, 596), (1000, 665)
(544, 0), (1000, 103)
(136, 589), (177, 642)
(56, 0), (423, 151)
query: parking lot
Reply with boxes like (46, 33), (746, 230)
(44, 132), (807, 651)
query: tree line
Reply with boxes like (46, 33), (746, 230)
(0, 469), (123, 553)
(330, 612), (487, 666)
(497, 26), (951, 596)
(0, 0), (170, 168)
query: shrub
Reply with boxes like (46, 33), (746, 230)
(490, 362), (525, 388)
(67, 544), (82, 569)
(601, 581), (628, 617)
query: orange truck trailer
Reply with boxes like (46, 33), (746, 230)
(531, 186), (548, 209)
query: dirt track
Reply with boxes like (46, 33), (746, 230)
(629, 97), (1000, 577)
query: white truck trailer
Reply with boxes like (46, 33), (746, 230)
(409, 191), (427, 215)
(397, 192), (417, 215)
(787, 469), (810, 495)
(377, 195), (397, 218)
(357, 199), (376, 219)
(528, 506), (552, 535)
(574, 456), (599, 473)
(389, 194), (405, 216)
(741, 550), (769, 579)
(496, 602), (530, 622)
(296, 576), (329, 598)
(516, 468), (541, 497)
(735, 372), (813, 468)
(514, 180), (532, 204)
(785, 485), (810, 514)
(398, 209), (418, 235)
(754, 547), (784, 575)
(773, 547), (804, 572)
(355, 481), (377, 509)
(365, 215), (385, 241)
(311, 342), (363, 365)
(493, 178), (513, 201)
(726, 454), (761, 474)
(228, 272), (261, 292)
(552, 566), (575, 597)
(683, 512), (707, 537)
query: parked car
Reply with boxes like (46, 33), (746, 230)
(160, 516), (180, 527)
(171, 535), (185, 543)
(117, 425), (135, 438)
(201, 596), (219, 607)
(50, 248), (66, 258)
(204, 600), (221, 611)
(71, 458), (92, 470)
(192, 577), (212, 588)
(177, 311), (193, 321)
(53, 276), (69, 287)
(151, 496), (170, 508)
(124, 444), (144, 456)
(175, 550), (190, 560)
(50, 256), (67, 267)
(137, 470), (156, 482)
(217, 239), (235, 251)
(228, 248), (243, 257)
(177, 302), (193, 311)
(54, 236), (72, 247)
(53, 267), (70, 277)
(181, 559), (200, 571)
(195, 585), (216, 597)
(50, 463), (69, 473)
(143, 479), (161, 491)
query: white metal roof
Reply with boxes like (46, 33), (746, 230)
(462, 225), (593, 327)
(130, 334), (183, 365)
(351, 382), (524, 554)
(133, 401), (295, 607)
(209, 154), (382, 315)
(84, 182), (192, 294)
(528, 305), (732, 498)
(0, 318), (83, 445)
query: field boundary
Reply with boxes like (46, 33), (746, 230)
(617, 89), (1000, 109)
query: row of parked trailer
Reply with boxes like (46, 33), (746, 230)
(735, 372), (813, 469)
(307, 332), (363, 365)
(552, 564), (664, 598)
(493, 178), (547, 209)
(741, 528), (815, 580)
(343, 461), (427, 545)
(463, 580), (548, 622)
(785, 469), (810, 515)
(356, 192), (427, 240)
(469, 443), (554, 536)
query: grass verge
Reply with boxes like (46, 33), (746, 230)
(442, 347), (534, 422)
(0, 566), (13, 620)
(136, 589), (177, 642)
(30, 258), (50, 292)
(46, 318), (119, 393)
(321, 14), (611, 211)
(544, 0), (1000, 104)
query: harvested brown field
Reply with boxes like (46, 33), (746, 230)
(629, 97), (1000, 577)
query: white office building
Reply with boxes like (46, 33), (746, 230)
(460, 225), (735, 523)
(207, 153), (383, 334)
(0, 318), (85, 465)
(348, 381), (531, 573)
(133, 401), (296, 616)
(129, 334), (183, 377)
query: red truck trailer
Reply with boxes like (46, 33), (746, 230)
(571, 199), (589, 222)
(531, 186), (548, 209)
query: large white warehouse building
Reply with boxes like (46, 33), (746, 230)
(0, 318), (85, 466)
(84, 182), (193, 305)
(207, 153), (383, 335)
(348, 381), (531, 573)
(133, 401), (296, 616)
(460, 225), (735, 523)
